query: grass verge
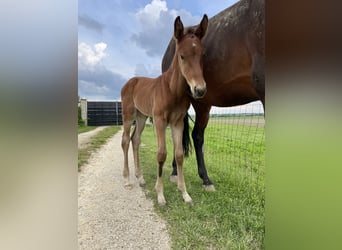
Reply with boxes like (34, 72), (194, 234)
(139, 124), (265, 249)
(78, 126), (121, 171)
(78, 125), (97, 134)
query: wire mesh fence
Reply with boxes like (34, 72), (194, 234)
(188, 101), (265, 184)
(145, 101), (265, 186)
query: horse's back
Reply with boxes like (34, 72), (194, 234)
(121, 76), (155, 97)
(161, 0), (265, 107)
(202, 0), (264, 105)
(162, 0), (264, 70)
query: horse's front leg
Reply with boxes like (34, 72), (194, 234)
(171, 120), (192, 204)
(169, 114), (189, 183)
(192, 104), (215, 191)
(154, 117), (167, 206)
(170, 158), (178, 183)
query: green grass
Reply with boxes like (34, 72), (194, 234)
(78, 126), (121, 171)
(139, 123), (265, 249)
(78, 125), (97, 134)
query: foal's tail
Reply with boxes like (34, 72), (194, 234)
(182, 113), (192, 157)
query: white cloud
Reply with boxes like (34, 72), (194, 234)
(131, 0), (200, 57)
(78, 41), (128, 100)
(136, 0), (169, 25)
(78, 42), (107, 68)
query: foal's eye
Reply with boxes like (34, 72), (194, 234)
(180, 55), (185, 60)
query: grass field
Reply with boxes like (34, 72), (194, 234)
(139, 121), (265, 249)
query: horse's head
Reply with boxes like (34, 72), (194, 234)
(174, 14), (208, 99)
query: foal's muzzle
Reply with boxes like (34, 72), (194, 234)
(192, 85), (207, 99)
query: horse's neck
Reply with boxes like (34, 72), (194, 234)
(164, 55), (187, 99)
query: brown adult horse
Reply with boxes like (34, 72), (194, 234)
(162, 0), (265, 191)
(121, 15), (208, 205)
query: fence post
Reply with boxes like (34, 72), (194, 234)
(80, 98), (88, 126)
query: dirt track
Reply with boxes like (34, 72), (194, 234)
(78, 126), (108, 149)
(78, 128), (171, 249)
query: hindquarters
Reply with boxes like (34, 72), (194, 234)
(121, 77), (150, 188)
(249, 0), (265, 107)
(121, 77), (139, 123)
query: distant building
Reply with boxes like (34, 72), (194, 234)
(79, 99), (123, 126)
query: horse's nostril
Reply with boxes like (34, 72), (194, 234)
(194, 86), (206, 98)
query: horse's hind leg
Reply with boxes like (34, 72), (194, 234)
(121, 118), (133, 189)
(252, 53), (265, 110)
(131, 112), (147, 187)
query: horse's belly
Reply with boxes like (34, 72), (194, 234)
(134, 98), (153, 117)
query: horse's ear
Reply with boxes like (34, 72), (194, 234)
(195, 14), (208, 39)
(174, 16), (184, 40)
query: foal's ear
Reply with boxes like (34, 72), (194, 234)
(174, 16), (184, 40)
(195, 14), (208, 39)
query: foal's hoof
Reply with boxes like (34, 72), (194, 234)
(124, 183), (133, 190)
(169, 175), (178, 183)
(202, 184), (216, 192)
(183, 193), (193, 206)
(138, 177), (146, 187)
(185, 199), (193, 206)
(157, 197), (166, 206)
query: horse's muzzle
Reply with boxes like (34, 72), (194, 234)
(193, 86), (207, 99)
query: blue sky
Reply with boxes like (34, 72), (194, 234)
(78, 0), (238, 100)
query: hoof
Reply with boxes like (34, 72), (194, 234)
(158, 201), (166, 207)
(157, 196), (166, 206)
(169, 175), (178, 183)
(186, 201), (193, 206)
(182, 193), (193, 205)
(138, 177), (146, 187)
(202, 184), (216, 192)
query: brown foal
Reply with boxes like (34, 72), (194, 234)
(121, 15), (208, 205)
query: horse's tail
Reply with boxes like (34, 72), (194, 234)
(182, 113), (192, 157)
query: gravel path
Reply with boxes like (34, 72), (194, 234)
(78, 126), (109, 149)
(78, 129), (171, 249)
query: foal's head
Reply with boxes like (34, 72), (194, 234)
(173, 15), (208, 99)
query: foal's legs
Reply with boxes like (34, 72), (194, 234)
(171, 120), (192, 204)
(131, 112), (147, 187)
(154, 117), (167, 206)
(121, 117), (133, 189)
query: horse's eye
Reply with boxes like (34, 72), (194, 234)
(180, 55), (184, 60)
